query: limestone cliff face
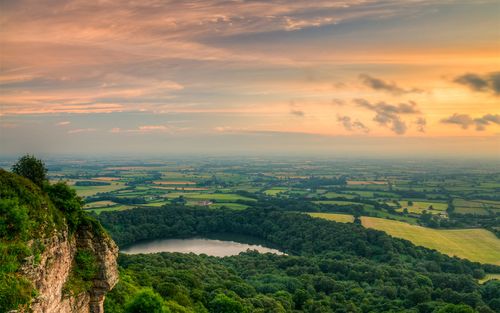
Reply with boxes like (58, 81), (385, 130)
(19, 225), (118, 313)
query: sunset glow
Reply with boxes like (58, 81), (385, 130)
(1, 0), (499, 157)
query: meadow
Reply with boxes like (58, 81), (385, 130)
(310, 212), (500, 265)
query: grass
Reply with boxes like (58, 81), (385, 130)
(264, 188), (287, 196)
(167, 192), (255, 202)
(313, 200), (373, 209)
(322, 192), (357, 199)
(209, 203), (249, 210)
(73, 182), (125, 197)
(407, 201), (448, 211)
(83, 200), (116, 209)
(455, 207), (490, 215)
(309, 212), (354, 223)
(478, 273), (500, 284)
(87, 205), (134, 214)
(311, 212), (500, 265)
(361, 217), (500, 265)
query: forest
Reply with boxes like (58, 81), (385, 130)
(99, 206), (500, 313)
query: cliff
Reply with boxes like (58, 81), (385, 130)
(0, 169), (118, 313)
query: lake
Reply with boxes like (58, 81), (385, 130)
(121, 237), (285, 257)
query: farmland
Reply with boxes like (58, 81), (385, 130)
(9, 157), (498, 265)
(310, 212), (500, 265)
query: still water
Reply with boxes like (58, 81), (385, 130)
(121, 237), (285, 257)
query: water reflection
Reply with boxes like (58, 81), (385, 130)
(121, 238), (285, 257)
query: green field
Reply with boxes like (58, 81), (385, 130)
(454, 207), (490, 215)
(87, 204), (135, 214)
(209, 203), (248, 210)
(309, 212), (354, 223)
(313, 200), (373, 209)
(361, 217), (500, 265)
(167, 192), (255, 202)
(322, 192), (357, 199)
(83, 200), (116, 208)
(264, 188), (288, 196)
(74, 182), (126, 197)
(311, 213), (500, 265)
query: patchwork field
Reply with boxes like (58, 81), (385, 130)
(310, 213), (500, 265)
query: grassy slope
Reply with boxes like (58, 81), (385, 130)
(309, 212), (500, 265)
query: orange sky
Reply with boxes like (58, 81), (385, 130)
(0, 0), (499, 156)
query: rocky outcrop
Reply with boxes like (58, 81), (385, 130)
(20, 226), (118, 313)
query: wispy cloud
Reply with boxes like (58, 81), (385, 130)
(109, 125), (183, 134)
(67, 128), (97, 134)
(56, 121), (71, 126)
(441, 113), (500, 131)
(453, 72), (500, 95)
(359, 74), (422, 95)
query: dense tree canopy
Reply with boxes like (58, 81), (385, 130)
(99, 206), (500, 313)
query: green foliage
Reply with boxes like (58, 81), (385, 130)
(11, 154), (47, 187)
(102, 206), (500, 313)
(434, 304), (475, 313)
(0, 198), (30, 240)
(209, 293), (245, 313)
(46, 182), (84, 232)
(126, 289), (170, 313)
(63, 249), (99, 296)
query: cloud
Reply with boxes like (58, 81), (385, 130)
(337, 115), (369, 133)
(415, 117), (426, 133)
(109, 125), (177, 134)
(289, 100), (305, 117)
(67, 128), (97, 134)
(354, 98), (420, 135)
(453, 72), (500, 95)
(473, 114), (500, 131)
(359, 74), (422, 95)
(56, 121), (71, 126)
(138, 125), (169, 132)
(290, 109), (305, 117)
(332, 98), (346, 106)
(441, 113), (500, 131)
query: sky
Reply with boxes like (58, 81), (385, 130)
(0, 0), (499, 158)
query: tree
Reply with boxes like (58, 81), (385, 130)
(435, 304), (475, 313)
(126, 289), (169, 313)
(209, 293), (245, 313)
(12, 155), (47, 187)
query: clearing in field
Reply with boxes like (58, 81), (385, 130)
(309, 212), (354, 223)
(361, 217), (500, 265)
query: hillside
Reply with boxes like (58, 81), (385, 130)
(0, 169), (118, 313)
